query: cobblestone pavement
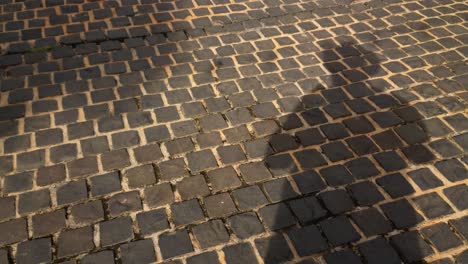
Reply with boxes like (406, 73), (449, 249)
(0, 0), (467, 263)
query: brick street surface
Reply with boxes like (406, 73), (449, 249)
(0, 0), (467, 263)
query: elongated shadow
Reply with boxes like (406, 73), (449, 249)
(261, 40), (435, 264)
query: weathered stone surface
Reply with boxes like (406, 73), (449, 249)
(0, 0), (465, 262)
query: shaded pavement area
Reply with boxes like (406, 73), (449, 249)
(0, 0), (467, 263)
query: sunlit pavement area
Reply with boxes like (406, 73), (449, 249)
(0, 0), (467, 263)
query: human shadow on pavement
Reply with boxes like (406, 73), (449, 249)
(260, 40), (438, 264)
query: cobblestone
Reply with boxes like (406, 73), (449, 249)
(0, 0), (466, 262)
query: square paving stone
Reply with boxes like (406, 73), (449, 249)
(239, 162), (272, 183)
(266, 153), (300, 176)
(453, 133), (468, 151)
(292, 170), (326, 194)
(67, 157), (99, 179)
(402, 144), (436, 164)
(244, 138), (274, 158)
(421, 223), (462, 252)
(223, 108), (254, 128)
(418, 118), (453, 138)
(99, 217), (134, 247)
(325, 250), (362, 264)
(407, 168), (443, 191)
(18, 189), (51, 214)
(371, 130), (405, 150)
(165, 137), (194, 155)
(380, 199), (424, 229)
(296, 128), (326, 146)
(323, 103), (352, 119)
(144, 125), (171, 143)
(443, 184), (468, 210)
(345, 135), (379, 155)
(318, 189), (355, 215)
(321, 141), (354, 162)
(263, 178), (299, 203)
(279, 113), (303, 130)
(232, 185), (268, 210)
(269, 134), (299, 152)
(373, 150), (408, 172)
(412, 192), (454, 219)
(170, 199), (205, 226)
(394, 106), (424, 122)
(207, 167), (241, 192)
(0, 197), (15, 222)
(186, 150), (218, 172)
(57, 180), (88, 205)
(345, 157), (380, 179)
(370, 111), (403, 128)
(390, 231), (434, 263)
(223, 243), (259, 264)
(124, 164), (156, 188)
(81, 136), (110, 156)
(351, 208), (392, 237)
(144, 183), (174, 208)
(217, 145), (246, 164)
(16, 238), (52, 264)
(133, 144), (163, 163)
(199, 114), (228, 131)
(120, 239), (156, 264)
(197, 132), (223, 148)
(108, 191), (142, 217)
(343, 116), (375, 134)
(57, 227), (94, 258)
(158, 158), (188, 180)
(301, 108), (328, 126)
(159, 230), (193, 259)
(223, 125), (251, 143)
(449, 216), (468, 241)
(192, 220), (230, 249)
(50, 144), (77, 163)
(394, 124), (428, 144)
(186, 252), (220, 264)
(288, 196), (327, 224)
(444, 114), (468, 132)
(0, 155), (13, 178)
(319, 165), (355, 187)
(255, 235), (293, 264)
(227, 212), (264, 239)
(137, 209), (169, 235)
(89, 172), (121, 197)
(293, 149), (328, 169)
(70, 201), (104, 226)
(101, 149), (131, 171)
(320, 216), (361, 246)
(4, 171), (33, 194)
(32, 209), (66, 237)
(348, 181), (385, 206)
(358, 237), (401, 264)
(0, 218), (28, 246)
(177, 175), (210, 200)
(258, 203), (296, 230)
(429, 139), (463, 158)
(204, 193), (237, 218)
(287, 225), (328, 256)
(376, 173), (415, 198)
(435, 158), (467, 182)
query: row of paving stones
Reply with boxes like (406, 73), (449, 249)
(0, 0), (404, 46)
(0, 0), (467, 263)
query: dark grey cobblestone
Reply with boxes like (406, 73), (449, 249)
(0, 0), (467, 263)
